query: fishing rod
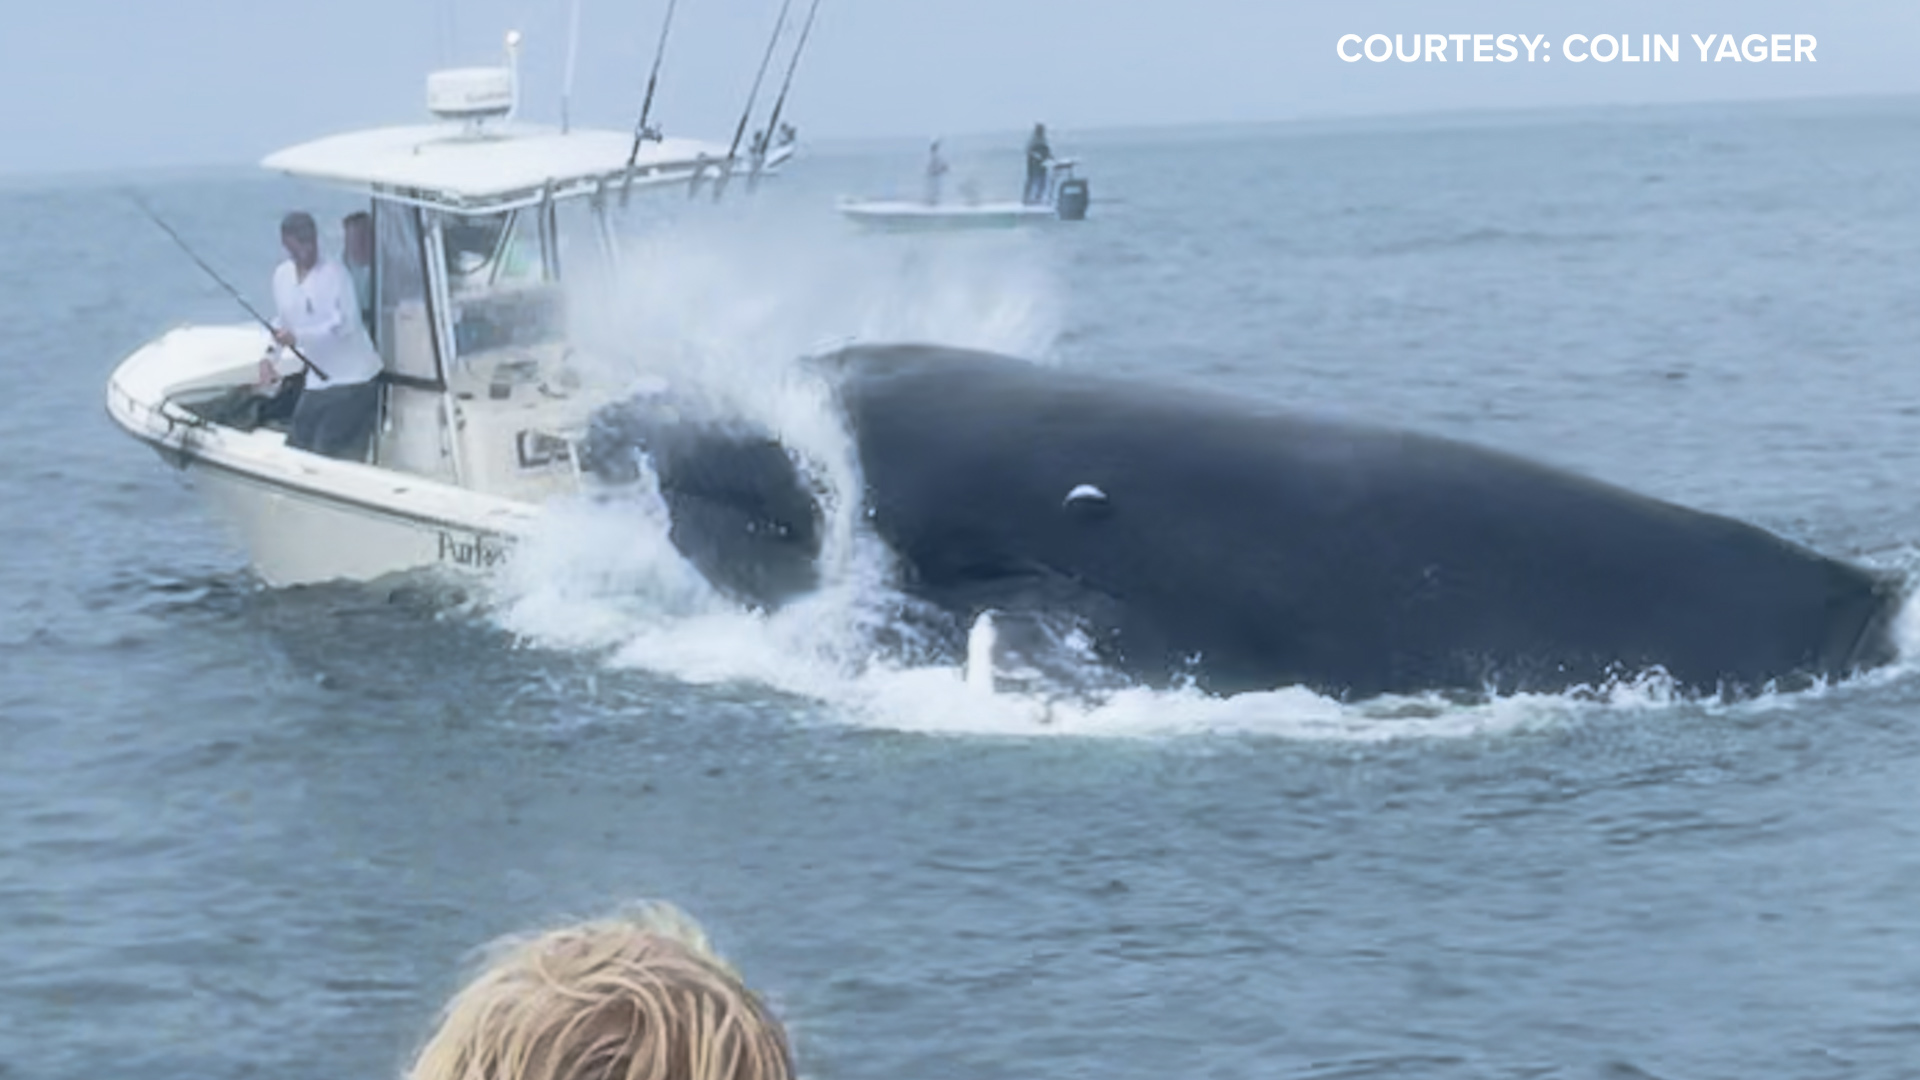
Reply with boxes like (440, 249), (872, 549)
(626, 0), (681, 167)
(722, 0), (794, 172)
(128, 195), (329, 381)
(754, 0), (821, 172)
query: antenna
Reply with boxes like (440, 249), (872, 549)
(561, 0), (582, 133)
(505, 30), (523, 121)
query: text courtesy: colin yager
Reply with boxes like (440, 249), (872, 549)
(1336, 34), (1817, 64)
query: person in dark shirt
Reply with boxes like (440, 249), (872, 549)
(1024, 122), (1052, 204)
(925, 139), (950, 205)
(342, 210), (375, 337)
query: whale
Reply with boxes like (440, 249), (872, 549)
(579, 343), (1903, 699)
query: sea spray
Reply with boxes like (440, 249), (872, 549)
(965, 611), (997, 695)
(491, 202), (1064, 699)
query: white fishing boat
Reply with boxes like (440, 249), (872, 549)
(838, 159), (1091, 231)
(106, 48), (793, 587)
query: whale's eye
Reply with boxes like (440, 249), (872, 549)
(1063, 483), (1107, 506)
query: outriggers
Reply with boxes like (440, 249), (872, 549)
(106, 37), (796, 586)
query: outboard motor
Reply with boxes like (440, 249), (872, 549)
(579, 394), (825, 609)
(1045, 159), (1091, 221)
(1055, 176), (1090, 220)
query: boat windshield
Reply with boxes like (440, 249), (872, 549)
(371, 198), (615, 379)
(440, 207), (564, 357)
(444, 211), (543, 292)
(374, 200), (435, 383)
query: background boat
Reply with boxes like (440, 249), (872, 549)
(839, 157), (1091, 229)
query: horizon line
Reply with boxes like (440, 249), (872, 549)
(5, 87), (1916, 186)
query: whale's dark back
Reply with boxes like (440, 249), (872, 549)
(831, 344), (1901, 697)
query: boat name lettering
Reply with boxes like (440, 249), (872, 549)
(438, 530), (508, 568)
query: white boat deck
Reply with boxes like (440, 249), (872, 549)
(837, 198), (1059, 230)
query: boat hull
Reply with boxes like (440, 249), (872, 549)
(180, 452), (515, 585)
(837, 199), (1061, 231)
(107, 325), (537, 586)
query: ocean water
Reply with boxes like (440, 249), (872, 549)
(7, 96), (1920, 1079)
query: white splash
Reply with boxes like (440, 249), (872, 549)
(965, 611), (997, 694)
(490, 199), (1071, 716)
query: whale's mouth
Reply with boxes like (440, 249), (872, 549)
(1838, 575), (1908, 674)
(578, 394), (826, 611)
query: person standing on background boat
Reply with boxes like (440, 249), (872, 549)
(1024, 123), (1052, 204)
(341, 210), (375, 336)
(267, 211), (382, 460)
(926, 138), (949, 205)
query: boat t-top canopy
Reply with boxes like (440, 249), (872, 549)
(262, 123), (735, 212)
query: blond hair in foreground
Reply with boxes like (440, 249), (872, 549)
(408, 904), (793, 1080)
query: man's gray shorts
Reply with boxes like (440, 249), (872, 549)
(289, 380), (381, 461)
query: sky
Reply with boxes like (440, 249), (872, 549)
(3, 0), (1918, 175)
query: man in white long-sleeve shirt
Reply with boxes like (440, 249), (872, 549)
(267, 211), (383, 459)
